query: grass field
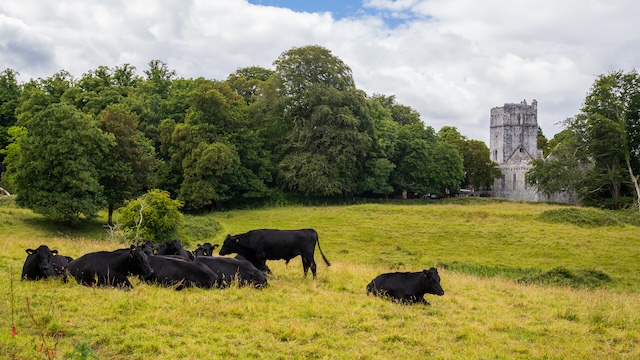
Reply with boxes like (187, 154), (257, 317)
(1, 197), (639, 359)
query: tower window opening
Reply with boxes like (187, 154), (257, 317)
(513, 174), (517, 190)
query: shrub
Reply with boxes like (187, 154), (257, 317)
(117, 189), (184, 244)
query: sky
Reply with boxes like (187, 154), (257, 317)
(1, 0), (639, 143)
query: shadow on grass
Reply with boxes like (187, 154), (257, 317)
(20, 216), (108, 240)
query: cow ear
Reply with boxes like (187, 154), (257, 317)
(213, 244), (219, 249)
(26, 249), (35, 254)
(52, 249), (58, 255)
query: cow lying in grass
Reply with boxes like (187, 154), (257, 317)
(367, 268), (445, 305)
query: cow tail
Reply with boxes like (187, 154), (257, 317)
(314, 231), (331, 267)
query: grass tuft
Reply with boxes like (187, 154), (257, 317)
(518, 267), (612, 289)
(538, 207), (640, 227)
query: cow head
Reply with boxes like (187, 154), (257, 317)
(155, 239), (186, 256)
(421, 268), (445, 296)
(193, 242), (219, 257)
(26, 245), (58, 274)
(127, 245), (153, 277)
(139, 241), (155, 256)
(218, 235), (239, 256)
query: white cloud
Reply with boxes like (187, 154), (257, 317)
(1, 0), (638, 143)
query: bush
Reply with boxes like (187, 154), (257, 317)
(117, 189), (184, 244)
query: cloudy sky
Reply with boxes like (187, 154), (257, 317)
(1, 0), (638, 143)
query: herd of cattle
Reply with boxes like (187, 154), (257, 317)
(21, 228), (445, 304)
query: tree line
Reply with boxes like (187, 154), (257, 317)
(0, 45), (501, 224)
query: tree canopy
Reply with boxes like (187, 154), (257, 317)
(0, 44), (573, 224)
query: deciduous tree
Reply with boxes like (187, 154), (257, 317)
(14, 103), (112, 223)
(99, 104), (158, 225)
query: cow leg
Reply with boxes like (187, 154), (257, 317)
(302, 257), (317, 278)
(260, 259), (271, 274)
(309, 258), (317, 278)
(419, 295), (430, 305)
(301, 257), (310, 277)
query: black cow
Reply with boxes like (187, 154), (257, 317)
(193, 242), (219, 257)
(366, 268), (445, 305)
(195, 256), (267, 288)
(139, 240), (157, 256)
(143, 254), (218, 290)
(218, 229), (330, 278)
(21, 245), (72, 281)
(68, 245), (153, 289)
(155, 240), (195, 260)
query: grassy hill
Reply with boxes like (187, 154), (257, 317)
(1, 197), (639, 359)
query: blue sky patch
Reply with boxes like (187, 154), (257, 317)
(247, 0), (418, 28)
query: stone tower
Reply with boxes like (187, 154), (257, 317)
(490, 99), (541, 201)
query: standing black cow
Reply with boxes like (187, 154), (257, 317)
(218, 229), (330, 278)
(366, 268), (445, 305)
(143, 254), (218, 290)
(68, 245), (153, 289)
(195, 256), (267, 288)
(21, 245), (72, 281)
(155, 240), (195, 260)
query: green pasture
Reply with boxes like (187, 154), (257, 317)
(1, 197), (639, 359)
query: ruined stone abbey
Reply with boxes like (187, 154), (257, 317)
(489, 99), (541, 201)
(488, 99), (578, 203)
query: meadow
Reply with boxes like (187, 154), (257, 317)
(1, 197), (639, 359)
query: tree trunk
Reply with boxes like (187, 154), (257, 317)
(625, 156), (640, 213)
(108, 202), (114, 226)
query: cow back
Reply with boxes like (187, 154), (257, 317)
(145, 255), (217, 289)
(195, 256), (267, 288)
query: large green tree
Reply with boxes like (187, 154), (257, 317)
(527, 71), (640, 210)
(99, 104), (158, 225)
(526, 127), (591, 197)
(0, 69), (21, 166)
(356, 99), (398, 197)
(392, 123), (464, 196)
(14, 102), (113, 222)
(273, 45), (373, 196)
(159, 78), (270, 210)
(564, 71), (640, 209)
(438, 126), (501, 190)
